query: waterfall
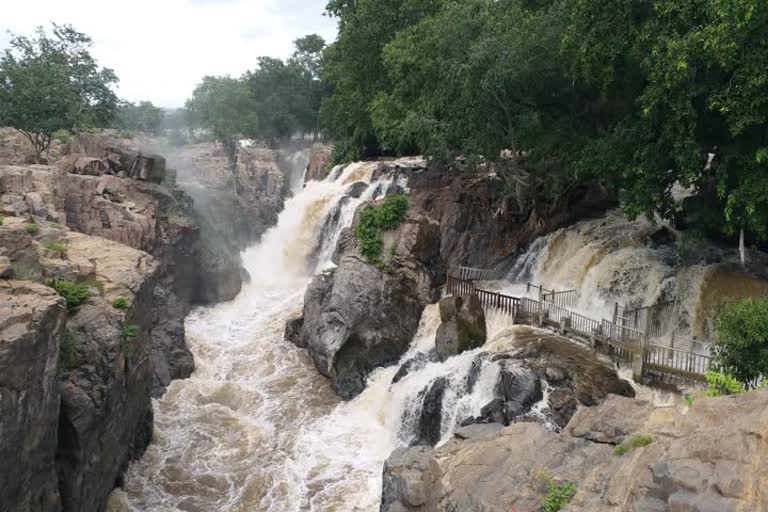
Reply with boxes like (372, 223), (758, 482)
(113, 157), (498, 512)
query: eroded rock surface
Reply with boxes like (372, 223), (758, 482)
(434, 294), (486, 361)
(382, 391), (768, 512)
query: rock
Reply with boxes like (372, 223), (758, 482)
(0, 255), (12, 277)
(284, 316), (304, 346)
(434, 294), (486, 361)
(295, 213), (443, 399)
(345, 181), (369, 198)
(56, 155), (108, 176)
(0, 281), (66, 511)
(381, 391), (768, 511)
(392, 352), (434, 385)
(380, 447), (442, 512)
(304, 145), (332, 182)
(453, 423), (504, 442)
(415, 378), (448, 446)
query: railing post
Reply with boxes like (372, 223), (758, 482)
(537, 287), (544, 327)
(669, 331), (675, 360)
(613, 302), (619, 324)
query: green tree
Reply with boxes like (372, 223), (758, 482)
(113, 100), (164, 135)
(0, 24), (118, 161)
(714, 296), (768, 388)
(185, 75), (255, 181)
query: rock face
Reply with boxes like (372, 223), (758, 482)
(294, 212), (444, 399)
(0, 281), (66, 512)
(434, 294), (486, 361)
(304, 145), (332, 182)
(382, 391), (768, 512)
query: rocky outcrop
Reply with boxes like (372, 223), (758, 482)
(304, 145), (332, 182)
(293, 211), (444, 399)
(0, 281), (66, 512)
(434, 294), (486, 361)
(382, 391), (768, 512)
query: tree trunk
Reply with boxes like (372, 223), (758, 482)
(739, 228), (746, 266)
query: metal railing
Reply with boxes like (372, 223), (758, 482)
(453, 266), (504, 282)
(617, 300), (677, 338)
(476, 288), (520, 315)
(645, 343), (711, 377)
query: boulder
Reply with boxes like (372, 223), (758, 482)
(284, 315), (304, 346)
(381, 391), (768, 511)
(0, 281), (66, 511)
(295, 213), (444, 399)
(415, 378), (448, 446)
(434, 294), (486, 361)
(304, 145), (332, 182)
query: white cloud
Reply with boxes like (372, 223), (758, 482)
(0, 0), (336, 108)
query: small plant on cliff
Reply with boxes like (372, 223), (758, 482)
(112, 296), (129, 310)
(59, 331), (79, 370)
(43, 238), (68, 254)
(613, 434), (653, 456)
(354, 195), (408, 265)
(24, 222), (40, 235)
(713, 297), (768, 388)
(538, 471), (576, 512)
(46, 279), (90, 313)
(121, 323), (139, 338)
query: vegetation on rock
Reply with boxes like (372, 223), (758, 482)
(613, 434), (653, 457)
(539, 470), (577, 512)
(59, 332), (79, 370)
(112, 297), (129, 310)
(46, 279), (90, 313)
(24, 223), (40, 235)
(42, 238), (68, 254)
(714, 297), (768, 387)
(354, 195), (408, 265)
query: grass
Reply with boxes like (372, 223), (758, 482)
(539, 470), (577, 512)
(112, 296), (129, 310)
(43, 238), (68, 254)
(25, 223), (41, 235)
(354, 195), (408, 265)
(121, 323), (139, 338)
(59, 332), (79, 370)
(613, 434), (653, 456)
(45, 279), (91, 313)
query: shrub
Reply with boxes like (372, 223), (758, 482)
(43, 238), (68, 254)
(714, 297), (768, 388)
(354, 195), (408, 265)
(705, 371), (746, 397)
(47, 279), (90, 313)
(121, 323), (139, 338)
(112, 296), (129, 310)
(52, 129), (71, 144)
(59, 332), (79, 370)
(539, 471), (577, 512)
(613, 434), (653, 456)
(25, 223), (41, 235)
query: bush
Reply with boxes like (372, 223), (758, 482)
(714, 297), (768, 387)
(25, 223), (40, 235)
(59, 332), (79, 370)
(613, 434), (653, 456)
(539, 471), (577, 512)
(354, 195), (408, 265)
(43, 238), (68, 254)
(705, 371), (746, 397)
(121, 323), (139, 338)
(46, 279), (90, 313)
(112, 296), (129, 310)
(52, 129), (71, 144)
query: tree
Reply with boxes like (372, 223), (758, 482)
(185, 76), (255, 191)
(113, 100), (164, 135)
(0, 24), (118, 161)
(713, 297), (768, 388)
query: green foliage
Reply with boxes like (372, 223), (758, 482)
(46, 279), (90, 313)
(538, 470), (577, 512)
(42, 238), (68, 254)
(0, 24), (118, 161)
(24, 223), (40, 235)
(705, 371), (747, 397)
(354, 195), (408, 264)
(112, 296), (129, 310)
(121, 323), (139, 338)
(52, 129), (71, 144)
(112, 100), (163, 135)
(613, 434), (653, 456)
(683, 394), (695, 408)
(59, 331), (79, 370)
(714, 297), (768, 388)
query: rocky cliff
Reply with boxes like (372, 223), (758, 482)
(381, 390), (768, 512)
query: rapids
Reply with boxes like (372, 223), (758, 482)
(109, 158), (498, 512)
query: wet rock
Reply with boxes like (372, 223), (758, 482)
(546, 388), (579, 429)
(296, 213), (443, 399)
(0, 281), (66, 511)
(391, 352), (434, 385)
(434, 294), (486, 362)
(284, 315), (304, 346)
(304, 145), (332, 182)
(465, 355), (484, 393)
(345, 181), (368, 198)
(415, 377), (448, 447)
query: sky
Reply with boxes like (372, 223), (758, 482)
(0, 0), (337, 108)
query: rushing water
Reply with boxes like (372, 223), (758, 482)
(110, 158), (498, 512)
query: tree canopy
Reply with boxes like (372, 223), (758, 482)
(0, 24), (118, 160)
(320, 0), (768, 244)
(113, 100), (164, 135)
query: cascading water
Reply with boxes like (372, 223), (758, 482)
(109, 158), (500, 512)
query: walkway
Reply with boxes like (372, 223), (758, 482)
(447, 267), (712, 385)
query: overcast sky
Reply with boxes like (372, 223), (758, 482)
(0, 0), (337, 108)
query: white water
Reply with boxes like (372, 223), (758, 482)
(112, 158), (498, 512)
